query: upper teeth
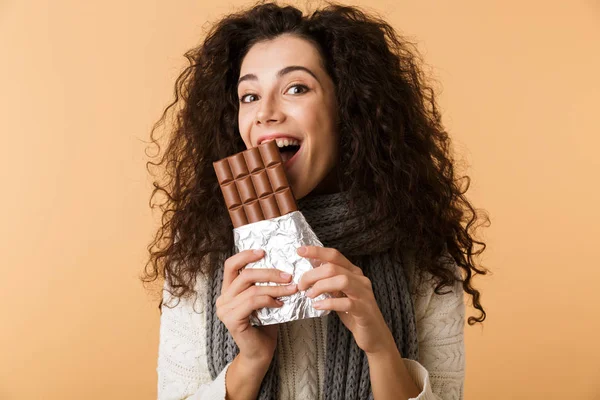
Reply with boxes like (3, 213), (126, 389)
(270, 138), (300, 147)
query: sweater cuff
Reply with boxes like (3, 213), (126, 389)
(403, 359), (437, 400)
(186, 362), (231, 400)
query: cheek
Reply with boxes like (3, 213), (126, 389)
(313, 110), (338, 152)
(323, 135), (339, 168)
(238, 111), (252, 148)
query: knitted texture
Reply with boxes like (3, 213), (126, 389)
(156, 253), (467, 399)
(206, 248), (280, 400)
(205, 191), (418, 400)
(298, 192), (419, 400)
(279, 317), (324, 399)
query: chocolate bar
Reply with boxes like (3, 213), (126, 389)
(213, 140), (298, 228)
(212, 140), (332, 326)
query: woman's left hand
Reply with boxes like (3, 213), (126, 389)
(297, 245), (393, 355)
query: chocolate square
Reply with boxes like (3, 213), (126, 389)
(213, 140), (298, 227)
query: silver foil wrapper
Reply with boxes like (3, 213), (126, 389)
(233, 210), (332, 326)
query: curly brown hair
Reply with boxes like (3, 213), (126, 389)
(142, 1), (490, 325)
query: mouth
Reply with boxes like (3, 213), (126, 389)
(262, 138), (302, 166)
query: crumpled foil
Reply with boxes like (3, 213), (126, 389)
(233, 210), (332, 326)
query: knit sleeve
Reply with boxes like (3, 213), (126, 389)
(156, 276), (231, 400)
(404, 269), (466, 400)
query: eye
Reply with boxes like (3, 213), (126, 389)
(286, 84), (309, 95)
(239, 84), (309, 103)
(240, 93), (258, 104)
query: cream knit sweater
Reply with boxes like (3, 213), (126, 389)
(156, 262), (466, 400)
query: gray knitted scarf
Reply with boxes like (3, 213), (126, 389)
(206, 191), (419, 400)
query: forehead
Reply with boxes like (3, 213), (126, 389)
(240, 35), (323, 75)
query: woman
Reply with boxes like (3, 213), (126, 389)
(143, 2), (489, 399)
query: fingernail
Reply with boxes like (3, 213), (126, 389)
(276, 299), (284, 306)
(288, 284), (298, 291)
(306, 288), (314, 298)
(312, 301), (322, 309)
(297, 246), (307, 255)
(281, 272), (292, 279)
(253, 249), (264, 255)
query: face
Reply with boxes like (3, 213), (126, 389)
(237, 34), (339, 199)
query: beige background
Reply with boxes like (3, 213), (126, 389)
(1, 1), (599, 399)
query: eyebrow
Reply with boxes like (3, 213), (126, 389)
(237, 65), (320, 88)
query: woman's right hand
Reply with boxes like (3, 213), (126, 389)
(216, 249), (298, 368)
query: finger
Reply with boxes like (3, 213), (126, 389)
(229, 283), (299, 309)
(230, 295), (286, 323)
(225, 268), (293, 300)
(222, 249), (265, 293)
(221, 284), (299, 324)
(298, 262), (347, 291)
(305, 274), (357, 299)
(297, 246), (362, 275)
(312, 297), (354, 313)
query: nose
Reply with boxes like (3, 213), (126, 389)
(255, 94), (285, 126)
